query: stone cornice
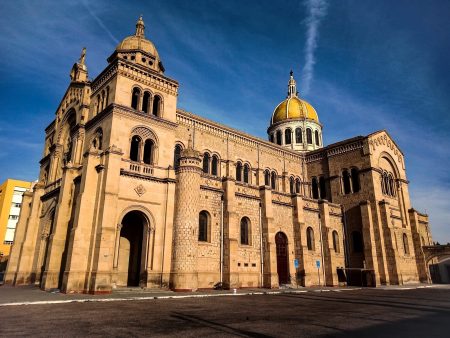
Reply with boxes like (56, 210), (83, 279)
(176, 109), (304, 162)
(120, 169), (176, 184)
(114, 104), (178, 130)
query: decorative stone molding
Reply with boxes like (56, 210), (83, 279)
(134, 184), (146, 197)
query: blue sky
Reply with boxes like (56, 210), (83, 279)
(0, 0), (449, 242)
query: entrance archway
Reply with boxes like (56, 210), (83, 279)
(117, 211), (148, 287)
(275, 232), (289, 284)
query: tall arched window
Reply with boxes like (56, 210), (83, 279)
(319, 176), (326, 199)
(143, 139), (154, 164)
(403, 233), (410, 255)
(352, 231), (363, 253)
(289, 177), (295, 194)
(306, 128), (313, 144)
(312, 177), (319, 199)
(264, 170), (270, 186)
(211, 155), (219, 176)
(236, 162), (242, 182)
(332, 230), (340, 253)
(131, 88), (140, 110)
(388, 174), (396, 197)
(243, 164), (250, 183)
(315, 130), (320, 146)
(276, 130), (282, 145)
(105, 86), (110, 108)
(285, 129), (292, 145)
(240, 217), (251, 245)
(384, 173), (391, 196)
(174, 144), (182, 170)
(295, 178), (301, 194)
(142, 91), (151, 114)
(270, 133), (274, 143)
(271, 172), (277, 190)
(96, 95), (101, 114)
(152, 95), (161, 116)
(100, 90), (105, 111)
(307, 227), (315, 251)
(351, 168), (360, 193)
(130, 135), (141, 161)
(203, 153), (210, 174)
(198, 211), (210, 242)
(342, 169), (351, 194)
(381, 172), (387, 195)
(295, 127), (302, 143)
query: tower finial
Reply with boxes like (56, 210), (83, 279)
(287, 70), (297, 97)
(135, 15), (145, 37)
(79, 47), (86, 65)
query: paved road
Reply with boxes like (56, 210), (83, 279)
(1, 287), (449, 337)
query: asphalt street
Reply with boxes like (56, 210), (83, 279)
(0, 286), (449, 337)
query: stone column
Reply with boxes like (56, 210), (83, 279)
(222, 177), (239, 289)
(319, 200), (334, 286)
(4, 188), (39, 284)
(360, 200), (382, 286)
(170, 147), (202, 291)
(259, 186), (278, 288)
(408, 209), (428, 282)
(292, 195), (305, 286)
(378, 200), (400, 284)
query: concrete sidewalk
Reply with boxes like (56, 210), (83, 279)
(0, 283), (446, 307)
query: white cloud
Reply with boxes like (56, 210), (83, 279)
(302, 0), (328, 95)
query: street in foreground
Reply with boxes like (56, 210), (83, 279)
(0, 286), (449, 337)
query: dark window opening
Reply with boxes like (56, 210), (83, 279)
(143, 139), (153, 164)
(295, 128), (302, 143)
(285, 129), (292, 145)
(130, 136), (141, 162)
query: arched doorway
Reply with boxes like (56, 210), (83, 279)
(118, 211), (148, 287)
(275, 232), (289, 285)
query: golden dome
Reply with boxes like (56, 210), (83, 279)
(115, 15), (159, 58)
(271, 96), (319, 124)
(271, 71), (319, 124)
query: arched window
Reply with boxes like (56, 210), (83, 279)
(240, 217), (251, 245)
(174, 144), (182, 170)
(332, 230), (340, 253)
(243, 164), (250, 183)
(264, 170), (270, 186)
(105, 86), (110, 109)
(152, 95), (161, 117)
(306, 128), (312, 144)
(295, 127), (302, 143)
(285, 129), (292, 145)
(319, 176), (326, 199)
(289, 177), (295, 194)
(203, 153), (210, 174)
(342, 169), (351, 194)
(403, 233), (410, 255)
(307, 227), (315, 251)
(271, 172), (276, 190)
(270, 133), (274, 143)
(142, 91), (151, 114)
(384, 172), (391, 196)
(388, 174), (396, 197)
(351, 168), (360, 193)
(352, 231), (363, 253)
(312, 177), (319, 199)
(276, 130), (282, 145)
(131, 87), (140, 110)
(211, 155), (219, 176)
(143, 139), (154, 164)
(92, 128), (103, 150)
(381, 172), (387, 195)
(295, 178), (301, 194)
(130, 135), (141, 161)
(315, 130), (320, 146)
(96, 95), (100, 114)
(236, 162), (242, 182)
(198, 211), (210, 242)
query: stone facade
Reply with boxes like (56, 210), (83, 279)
(5, 17), (432, 293)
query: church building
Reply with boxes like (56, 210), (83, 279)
(5, 17), (432, 293)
